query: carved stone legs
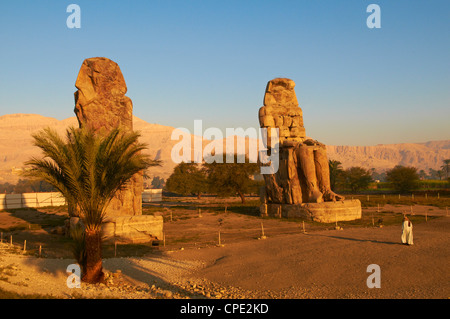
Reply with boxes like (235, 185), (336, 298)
(295, 145), (323, 203)
(314, 145), (345, 202)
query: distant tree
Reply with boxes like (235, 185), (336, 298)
(418, 169), (427, 180)
(13, 179), (56, 193)
(427, 168), (435, 179)
(343, 167), (373, 192)
(386, 165), (419, 193)
(203, 154), (259, 203)
(328, 160), (344, 191)
(150, 176), (165, 189)
(165, 163), (207, 199)
(436, 170), (444, 181)
(370, 169), (387, 182)
(441, 159), (450, 179)
(0, 182), (15, 194)
(428, 168), (439, 180)
(12, 179), (34, 193)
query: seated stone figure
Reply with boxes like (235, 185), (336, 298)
(259, 78), (344, 204)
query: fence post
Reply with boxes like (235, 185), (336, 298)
(218, 231), (224, 247)
(260, 222), (267, 240)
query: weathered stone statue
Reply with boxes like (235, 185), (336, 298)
(74, 57), (143, 217)
(259, 78), (361, 222)
(69, 57), (162, 243)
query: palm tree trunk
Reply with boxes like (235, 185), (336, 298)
(237, 190), (246, 204)
(82, 228), (104, 283)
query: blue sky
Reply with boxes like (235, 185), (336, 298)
(0, 0), (449, 146)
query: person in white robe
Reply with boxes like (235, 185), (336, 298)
(401, 216), (413, 245)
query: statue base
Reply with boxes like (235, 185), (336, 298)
(260, 200), (362, 223)
(68, 215), (164, 244)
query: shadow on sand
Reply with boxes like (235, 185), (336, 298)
(304, 232), (401, 246)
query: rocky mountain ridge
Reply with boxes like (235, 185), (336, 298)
(0, 113), (448, 184)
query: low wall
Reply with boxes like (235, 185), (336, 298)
(0, 192), (66, 210)
(0, 189), (163, 210)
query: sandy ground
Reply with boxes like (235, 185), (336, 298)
(0, 214), (448, 299)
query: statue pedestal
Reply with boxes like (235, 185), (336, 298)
(102, 215), (164, 244)
(261, 200), (362, 223)
(69, 215), (164, 244)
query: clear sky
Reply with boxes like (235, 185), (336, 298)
(0, 0), (448, 146)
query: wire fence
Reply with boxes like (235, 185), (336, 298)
(1, 192), (448, 257)
(0, 233), (44, 257)
(158, 198), (450, 250)
(161, 224), (309, 250)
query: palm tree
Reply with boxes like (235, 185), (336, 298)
(328, 160), (344, 191)
(441, 159), (450, 179)
(23, 126), (158, 283)
(418, 169), (427, 180)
